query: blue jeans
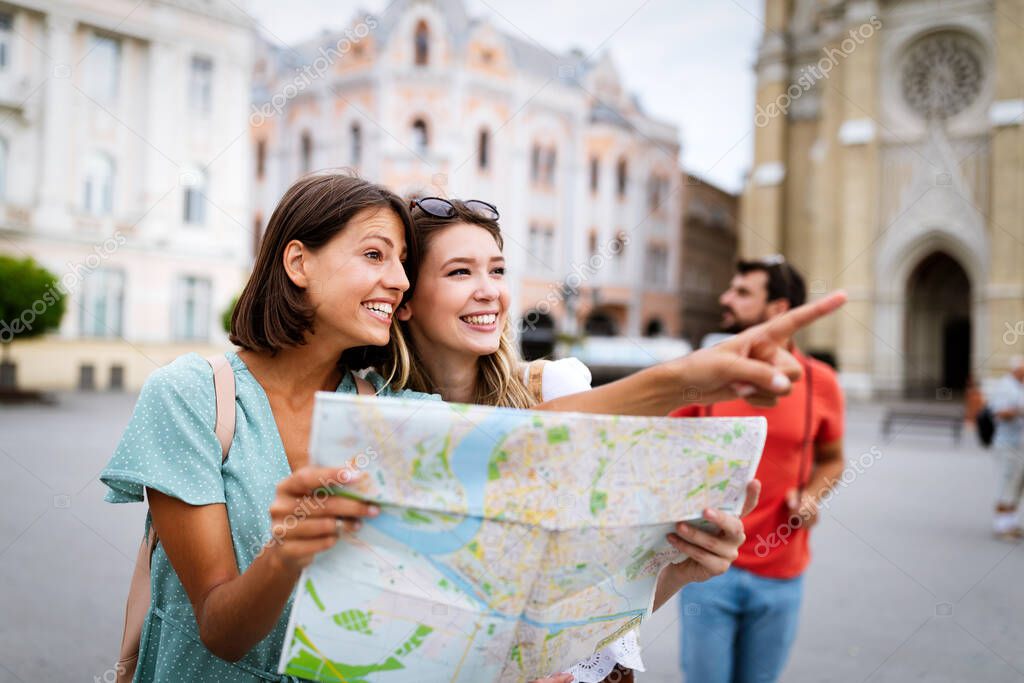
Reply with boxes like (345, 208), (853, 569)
(679, 566), (804, 683)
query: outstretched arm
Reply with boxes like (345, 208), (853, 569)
(535, 291), (847, 415)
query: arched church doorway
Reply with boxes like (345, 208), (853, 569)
(904, 251), (971, 397)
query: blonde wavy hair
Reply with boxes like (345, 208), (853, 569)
(386, 199), (536, 408)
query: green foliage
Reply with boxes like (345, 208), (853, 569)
(0, 255), (67, 349)
(221, 294), (238, 335)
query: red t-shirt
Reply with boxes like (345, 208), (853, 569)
(670, 350), (844, 579)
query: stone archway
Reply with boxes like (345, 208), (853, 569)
(584, 311), (618, 336)
(904, 251), (971, 396)
(872, 223), (987, 399)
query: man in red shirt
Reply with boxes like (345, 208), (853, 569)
(674, 257), (845, 683)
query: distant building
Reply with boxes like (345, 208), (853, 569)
(743, 0), (1024, 399)
(0, 0), (254, 390)
(679, 173), (739, 347)
(251, 0), (683, 360)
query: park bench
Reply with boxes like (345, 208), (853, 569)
(881, 404), (964, 443)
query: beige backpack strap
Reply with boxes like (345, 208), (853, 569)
(353, 372), (376, 396)
(114, 354), (236, 682)
(206, 354), (236, 462)
(116, 525), (156, 682)
(527, 359), (547, 403)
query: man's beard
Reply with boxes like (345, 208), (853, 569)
(721, 309), (768, 334)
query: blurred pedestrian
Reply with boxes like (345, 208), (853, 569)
(670, 257), (846, 683)
(990, 355), (1024, 540)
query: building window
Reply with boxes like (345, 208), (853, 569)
(901, 32), (984, 121)
(174, 276), (211, 341)
(543, 147), (557, 187)
(589, 157), (599, 193)
(411, 118), (429, 154)
(0, 137), (7, 199)
(530, 144), (541, 183)
(414, 20), (430, 66)
(648, 175), (667, 211)
(255, 139), (266, 180)
(350, 123), (362, 165)
(79, 268), (125, 338)
(644, 318), (664, 337)
(644, 244), (668, 286)
(85, 33), (120, 101)
(616, 157), (628, 198)
(300, 131), (313, 173)
(0, 13), (12, 72)
(612, 230), (627, 263)
(531, 145), (556, 187)
(478, 128), (490, 171)
(189, 55), (213, 115)
(527, 223), (549, 272)
(83, 152), (115, 216)
(182, 167), (207, 225)
(528, 223), (555, 265)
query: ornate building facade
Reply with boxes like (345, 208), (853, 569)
(250, 0), (683, 354)
(0, 0), (254, 390)
(742, 0), (1024, 398)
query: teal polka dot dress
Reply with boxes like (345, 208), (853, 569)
(101, 352), (435, 682)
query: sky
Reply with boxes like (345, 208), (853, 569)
(243, 0), (765, 193)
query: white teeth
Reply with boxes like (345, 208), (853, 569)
(362, 302), (393, 316)
(461, 314), (497, 326)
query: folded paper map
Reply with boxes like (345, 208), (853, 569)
(279, 393), (767, 682)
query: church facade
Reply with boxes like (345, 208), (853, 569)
(742, 0), (1024, 398)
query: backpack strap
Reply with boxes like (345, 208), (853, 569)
(116, 526), (155, 681)
(206, 354), (236, 462)
(353, 373), (376, 396)
(527, 359), (547, 404)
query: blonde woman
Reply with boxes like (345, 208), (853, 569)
(392, 197), (764, 682)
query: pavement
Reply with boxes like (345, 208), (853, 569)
(1, 393), (1022, 682)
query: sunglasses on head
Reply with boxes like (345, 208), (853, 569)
(410, 196), (500, 221)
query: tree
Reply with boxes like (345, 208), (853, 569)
(0, 255), (67, 353)
(221, 294), (238, 335)
(0, 256), (67, 385)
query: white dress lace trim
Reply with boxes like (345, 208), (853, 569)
(568, 629), (645, 682)
(527, 358), (647, 681)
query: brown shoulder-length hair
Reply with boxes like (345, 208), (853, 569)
(230, 172), (417, 373)
(389, 199), (535, 408)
